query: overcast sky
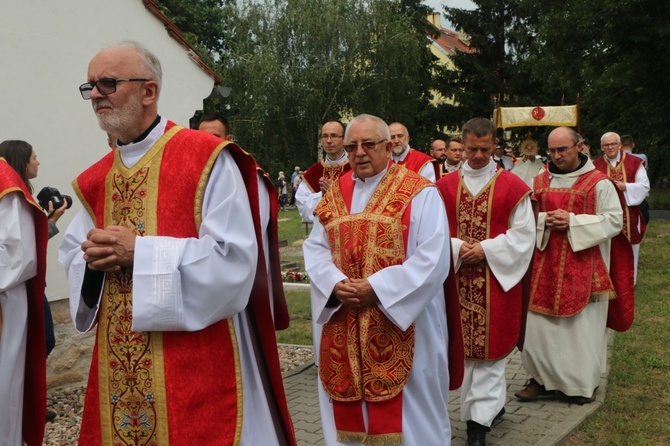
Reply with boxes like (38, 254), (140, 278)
(423, 0), (476, 29)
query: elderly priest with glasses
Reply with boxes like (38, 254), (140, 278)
(303, 113), (464, 446)
(59, 41), (295, 445)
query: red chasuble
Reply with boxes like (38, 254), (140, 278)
(315, 164), (430, 445)
(593, 151), (646, 243)
(301, 159), (351, 194)
(395, 148), (434, 176)
(530, 170), (617, 318)
(73, 123), (295, 446)
(0, 159), (48, 446)
(437, 169), (531, 361)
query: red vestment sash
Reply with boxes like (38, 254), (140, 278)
(530, 170), (616, 317)
(73, 123), (295, 445)
(301, 159), (351, 194)
(395, 148), (434, 176)
(437, 169), (531, 360)
(593, 152), (646, 243)
(0, 159), (48, 446)
(315, 164), (430, 445)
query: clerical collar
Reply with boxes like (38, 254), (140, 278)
(607, 151), (621, 166)
(462, 159), (497, 178)
(548, 152), (588, 174)
(325, 151), (348, 165)
(116, 115), (162, 146)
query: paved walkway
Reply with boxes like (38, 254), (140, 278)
(282, 346), (609, 445)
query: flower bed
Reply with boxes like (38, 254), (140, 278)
(281, 270), (310, 283)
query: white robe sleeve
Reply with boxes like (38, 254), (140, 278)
(59, 150), (258, 333)
(303, 218), (348, 325)
(419, 162), (437, 182)
(295, 183), (322, 223)
(479, 196), (535, 291)
(623, 164), (650, 206)
(0, 193), (37, 292)
(367, 187), (449, 330)
(567, 180), (623, 252)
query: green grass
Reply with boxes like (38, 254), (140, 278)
(565, 220), (670, 445)
(277, 207), (310, 270)
(277, 207), (310, 246)
(648, 188), (670, 210)
(276, 287), (313, 346)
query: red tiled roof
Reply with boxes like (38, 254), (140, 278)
(142, 0), (221, 84)
(426, 12), (474, 56)
(430, 27), (474, 56)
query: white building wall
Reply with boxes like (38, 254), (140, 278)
(0, 0), (216, 301)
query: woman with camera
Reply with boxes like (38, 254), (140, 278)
(0, 139), (51, 444)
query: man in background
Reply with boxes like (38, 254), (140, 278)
(197, 111), (233, 140)
(389, 122), (436, 181)
(296, 120), (351, 223)
(433, 137), (465, 179)
(621, 135), (648, 168)
(594, 132), (649, 282)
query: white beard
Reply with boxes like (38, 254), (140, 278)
(392, 143), (409, 157)
(94, 94), (143, 139)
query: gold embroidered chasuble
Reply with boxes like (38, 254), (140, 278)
(73, 126), (242, 445)
(439, 169), (530, 361)
(315, 164), (432, 444)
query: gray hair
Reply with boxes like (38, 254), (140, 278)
(601, 132), (620, 144)
(114, 40), (163, 90)
(344, 114), (390, 141)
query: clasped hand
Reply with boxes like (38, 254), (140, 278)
(319, 177), (332, 193)
(81, 225), (136, 272)
(459, 241), (485, 265)
(333, 278), (379, 310)
(545, 209), (570, 231)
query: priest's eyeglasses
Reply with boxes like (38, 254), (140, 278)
(546, 144), (576, 156)
(344, 139), (388, 153)
(79, 78), (149, 100)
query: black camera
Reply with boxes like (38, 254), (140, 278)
(37, 187), (73, 211)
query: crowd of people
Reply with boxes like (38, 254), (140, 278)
(0, 39), (648, 446)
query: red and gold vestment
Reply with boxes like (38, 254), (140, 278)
(73, 123), (294, 445)
(438, 169), (530, 360)
(315, 164), (430, 445)
(593, 151), (646, 244)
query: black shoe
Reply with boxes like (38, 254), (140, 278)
(466, 420), (490, 446)
(46, 410), (57, 423)
(558, 389), (597, 405)
(492, 407), (505, 426)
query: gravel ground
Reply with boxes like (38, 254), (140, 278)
(43, 345), (314, 445)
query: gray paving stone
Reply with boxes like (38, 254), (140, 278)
(283, 345), (609, 445)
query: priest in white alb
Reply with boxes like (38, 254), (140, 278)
(517, 126), (630, 406)
(437, 118), (535, 446)
(59, 41), (295, 445)
(304, 114), (463, 446)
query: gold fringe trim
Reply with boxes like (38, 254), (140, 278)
(590, 290), (616, 303)
(367, 433), (404, 446)
(337, 431), (367, 444)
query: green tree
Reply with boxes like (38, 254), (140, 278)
(157, 0), (451, 172)
(444, 0), (670, 185)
